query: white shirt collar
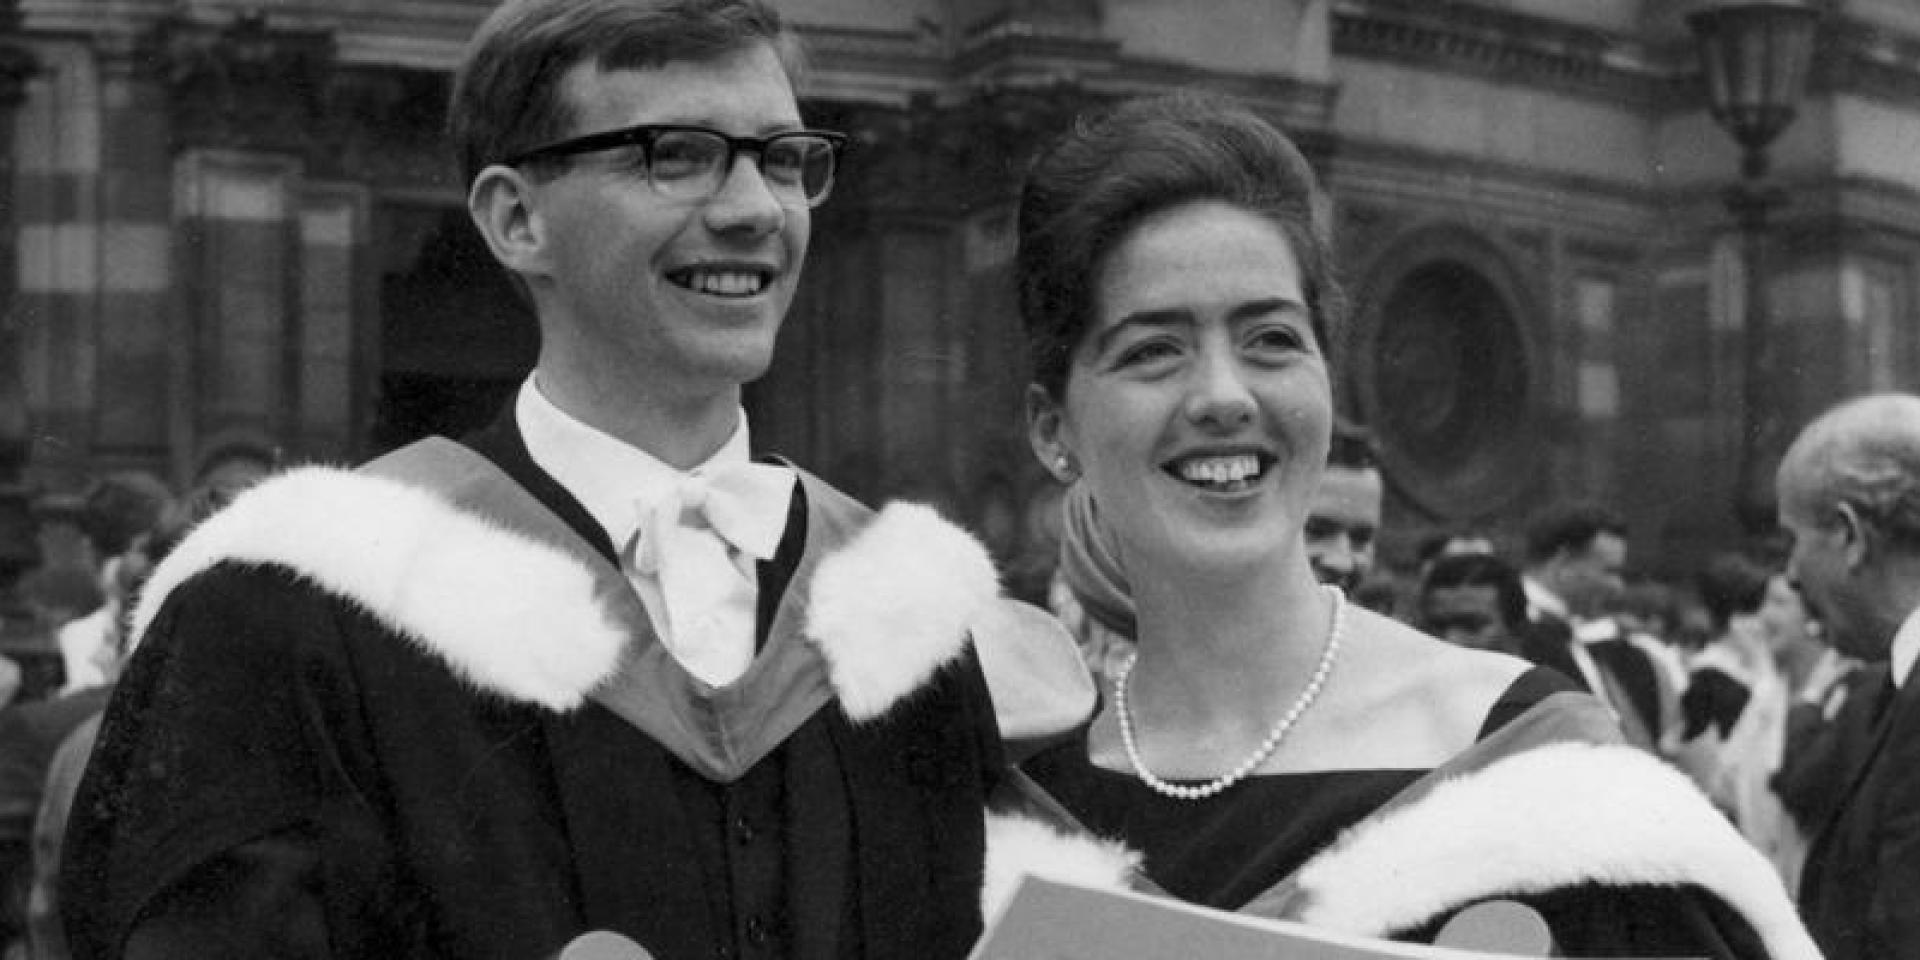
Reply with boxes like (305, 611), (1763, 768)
(1891, 605), (1920, 689)
(1523, 576), (1569, 622)
(514, 375), (757, 550)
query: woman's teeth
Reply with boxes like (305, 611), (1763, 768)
(1172, 454), (1264, 490)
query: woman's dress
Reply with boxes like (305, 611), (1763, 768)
(1013, 667), (1811, 959)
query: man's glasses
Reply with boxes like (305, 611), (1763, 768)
(503, 123), (849, 208)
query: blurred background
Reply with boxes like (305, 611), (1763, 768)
(1, 0), (1916, 606)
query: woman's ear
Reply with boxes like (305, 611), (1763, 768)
(468, 164), (549, 281)
(1026, 384), (1080, 484)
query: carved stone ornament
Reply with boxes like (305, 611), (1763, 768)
(146, 10), (336, 156)
(815, 80), (1106, 217)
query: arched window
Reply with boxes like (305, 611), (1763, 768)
(1353, 230), (1542, 522)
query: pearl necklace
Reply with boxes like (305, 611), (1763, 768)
(1113, 585), (1346, 800)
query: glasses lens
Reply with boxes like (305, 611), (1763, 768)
(763, 134), (839, 205)
(648, 130), (729, 198)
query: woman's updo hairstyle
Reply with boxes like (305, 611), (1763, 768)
(1015, 89), (1343, 400)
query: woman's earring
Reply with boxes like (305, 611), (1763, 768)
(1054, 453), (1081, 484)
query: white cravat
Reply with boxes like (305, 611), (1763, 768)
(515, 377), (795, 687)
(629, 462), (793, 685)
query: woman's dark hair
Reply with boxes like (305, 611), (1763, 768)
(1015, 89), (1344, 400)
(1695, 551), (1771, 633)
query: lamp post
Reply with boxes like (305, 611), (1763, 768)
(1685, 0), (1822, 537)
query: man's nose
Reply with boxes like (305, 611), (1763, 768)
(703, 154), (786, 235)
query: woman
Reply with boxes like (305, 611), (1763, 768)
(1671, 555), (1799, 878)
(1757, 571), (1853, 892)
(985, 90), (1816, 959)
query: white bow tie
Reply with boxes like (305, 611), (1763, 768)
(631, 461), (795, 577)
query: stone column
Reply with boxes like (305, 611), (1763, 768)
(0, 5), (40, 598)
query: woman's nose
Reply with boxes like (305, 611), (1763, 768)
(1183, 348), (1256, 428)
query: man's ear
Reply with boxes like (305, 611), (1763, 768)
(468, 164), (549, 280)
(1026, 384), (1078, 484)
(1836, 502), (1872, 570)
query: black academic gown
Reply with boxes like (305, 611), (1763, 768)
(987, 688), (1821, 959)
(1799, 661), (1920, 960)
(1520, 613), (1664, 747)
(61, 423), (1014, 960)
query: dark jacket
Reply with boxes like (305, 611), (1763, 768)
(1798, 662), (1920, 960)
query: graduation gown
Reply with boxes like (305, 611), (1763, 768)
(60, 434), (1055, 960)
(986, 689), (1822, 959)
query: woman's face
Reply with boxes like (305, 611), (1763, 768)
(1759, 573), (1819, 656)
(1029, 200), (1331, 576)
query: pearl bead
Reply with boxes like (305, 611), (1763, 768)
(1114, 584), (1346, 801)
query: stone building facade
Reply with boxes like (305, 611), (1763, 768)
(4, 0), (1920, 596)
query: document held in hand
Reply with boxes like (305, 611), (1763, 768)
(969, 874), (1574, 960)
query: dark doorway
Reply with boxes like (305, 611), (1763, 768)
(372, 205), (537, 452)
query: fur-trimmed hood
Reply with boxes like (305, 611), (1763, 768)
(131, 463), (1006, 721)
(985, 742), (1820, 959)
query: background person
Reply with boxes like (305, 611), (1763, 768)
(1775, 392), (1920, 960)
(1303, 420), (1381, 594)
(1669, 554), (1800, 883)
(1416, 552), (1529, 656)
(1519, 501), (1669, 750)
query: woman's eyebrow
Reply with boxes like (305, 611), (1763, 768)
(1091, 310), (1193, 355)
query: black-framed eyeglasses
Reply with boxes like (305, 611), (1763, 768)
(502, 123), (849, 208)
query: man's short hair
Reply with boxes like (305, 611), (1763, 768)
(1420, 552), (1527, 635)
(1523, 501), (1626, 565)
(1783, 394), (1920, 553)
(78, 474), (175, 559)
(448, 0), (801, 188)
(1327, 420), (1377, 472)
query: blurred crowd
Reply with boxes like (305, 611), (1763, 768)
(0, 465), (266, 960)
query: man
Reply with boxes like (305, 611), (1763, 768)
(1519, 502), (1668, 750)
(1417, 552), (1528, 655)
(47, 475), (172, 697)
(1305, 421), (1382, 593)
(1778, 392), (1920, 960)
(60, 3), (1086, 958)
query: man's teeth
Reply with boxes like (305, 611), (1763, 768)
(1177, 454), (1262, 486)
(679, 270), (767, 296)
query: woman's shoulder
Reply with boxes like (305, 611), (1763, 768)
(1312, 609), (1536, 768)
(1347, 609), (1532, 711)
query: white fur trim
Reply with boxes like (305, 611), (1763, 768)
(981, 811), (1140, 925)
(1293, 742), (1821, 960)
(804, 502), (1000, 721)
(129, 467), (628, 712)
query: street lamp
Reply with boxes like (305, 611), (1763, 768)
(1685, 0), (1823, 536)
